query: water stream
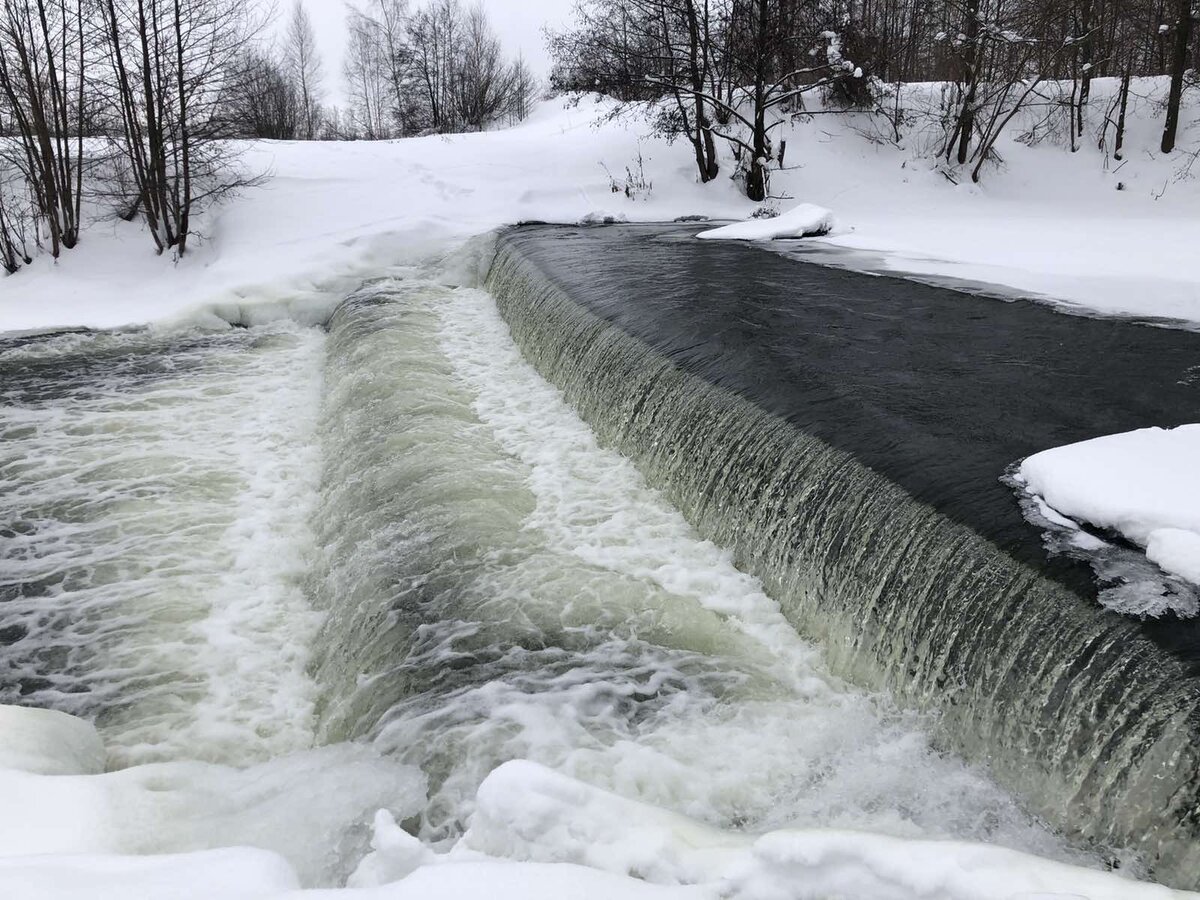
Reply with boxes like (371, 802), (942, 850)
(0, 246), (1187, 894)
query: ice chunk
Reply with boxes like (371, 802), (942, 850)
(458, 762), (1182, 900)
(579, 210), (629, 225)
(461, 759), (746, 884)
(348, 810), (436, 888)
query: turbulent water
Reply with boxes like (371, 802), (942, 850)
(0, 323), (326, 767)
(0, 259), (1166, 892)
(306, 279), (1076, 854)
(485, 228), (1200, 888)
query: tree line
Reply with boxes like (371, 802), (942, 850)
(548, 0), (1199, 198)
(236, 0), (539, 141)
(0, 0), (537, 272)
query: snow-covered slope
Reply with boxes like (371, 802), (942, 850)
(1, 78), (1199, 333)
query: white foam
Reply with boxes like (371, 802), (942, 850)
(0, 322), (327, 766)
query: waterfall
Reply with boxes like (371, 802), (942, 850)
(300, 274), (1072, 863)
(485, 230), (1200, 888)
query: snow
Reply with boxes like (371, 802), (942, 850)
(1147, 528), (1200, 585)
(348, 761), (1195, 900)
(0, 705), (106, 776)
(339, 861), (708, 900)
(0, 737), (428, 886)
(0, 753), (1155, 900)
(2, 78), (1200, 334)
(0, 849), (300, 900)
(1018, 424), (1200, 588)
(696, 203), (834, 240)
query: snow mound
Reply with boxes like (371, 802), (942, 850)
(0, 705), (106, 776)
(1147, 528), (1200, 585)
(449, 760), (1179, 900)
(1018, 424), (1200, 590)
(1, 755), (1192, 899)
(696, 203), (834, 240)
(348, 860), (706, 900)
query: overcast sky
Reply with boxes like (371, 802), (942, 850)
(297, 0), (576, 105)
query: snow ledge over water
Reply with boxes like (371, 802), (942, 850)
(696, 203), (835, 241)
(1015, 424), (1200, 609)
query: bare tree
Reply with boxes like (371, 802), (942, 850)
(409, 0), (462, 132)
(0, 161), (35, 271)
(227, 48), (301, 139)
(344, 5), (392, 137)
(98, 0), (264, 256)
(454, 3), (515, 130)
(0, 0), (87, 259)
(284, 0), (323, 139)
(549, 0), (722, 184)
(507, 52), (540, 123)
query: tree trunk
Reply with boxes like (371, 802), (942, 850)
(746, 0), (770, 202)
(1161, 0), (1193, 153)
(1114, 69), (1130, 159)
(955, 0), (982, 166)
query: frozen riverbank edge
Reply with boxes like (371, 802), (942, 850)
(1, 705), (1195, 900)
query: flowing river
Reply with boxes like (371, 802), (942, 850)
(1, 236), (1195, 897)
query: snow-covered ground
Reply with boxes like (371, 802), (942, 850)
(1, 77), (1199, 333)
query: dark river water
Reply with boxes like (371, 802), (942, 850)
(500, 223), (1200, 639)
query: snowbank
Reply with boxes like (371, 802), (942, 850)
(3, 711), (1191, 900)
(1018, 425), (1200, 588)
(343, 860), (708, 900)
(381, 761), (1188, 900)
(0, 99), (754, 335)
(0, 706), (427, 886)
(696, 203), (834, 240)
(0, 705), (105, 776)
(0, 849), (300, 900)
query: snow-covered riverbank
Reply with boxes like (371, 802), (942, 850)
(1, 78), (1199, 334)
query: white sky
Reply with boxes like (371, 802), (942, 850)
(295, 0), (575, 105)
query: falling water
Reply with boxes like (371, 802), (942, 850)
(485, 228), (1200, 888)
